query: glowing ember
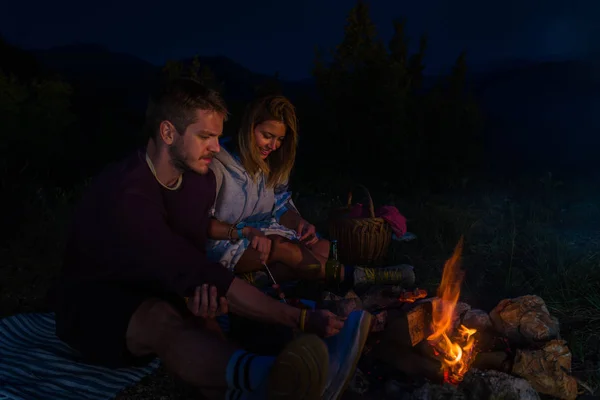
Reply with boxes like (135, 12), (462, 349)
(427, 236), (479, 384)
(398, 288), (428, 303)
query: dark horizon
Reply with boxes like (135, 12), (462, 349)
(3, 0), (600, 80)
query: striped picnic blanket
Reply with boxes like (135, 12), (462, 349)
(0, 313), (160, 400)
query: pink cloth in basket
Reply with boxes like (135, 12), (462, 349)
(346, 204), (407, 237)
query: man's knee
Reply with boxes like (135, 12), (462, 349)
(126, 298), (185, 356)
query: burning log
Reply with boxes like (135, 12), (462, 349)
(380, 302), (433, 347)
(360, 285), (427, 312)
(372, 340), (444, 383)
(371, 304), (442, 382)
(426, 237), (479, 384)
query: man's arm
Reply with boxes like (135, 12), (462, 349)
(117, 192), (301, 328)
(117, 191), (234, 298)
(226, 278), (301, 329)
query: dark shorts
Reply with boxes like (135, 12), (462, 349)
(53, 282), (188, 368)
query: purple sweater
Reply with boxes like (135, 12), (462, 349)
(54, 150), (234, 299)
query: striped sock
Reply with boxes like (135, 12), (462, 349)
(225, 350), (275, 392)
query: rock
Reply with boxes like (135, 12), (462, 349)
(360, 285), (404, 311)
(371, 311), (387, 333)
(410, 382), (465, 400)
(322, 298), (363, 318)
(462, 309), (492, 332)
(489, 295), (560, 344)
(347, 368), (370, 395)
(409, 369), (540, 400)
(512, 339), (578, 400)
(384, 379), (412, 399)
(321, 290), (364, 317)
(452, 302), (472, 331)
(323, 290), (360, 301)
(461, 369), (541, 400)
(345, 290), (360, 300)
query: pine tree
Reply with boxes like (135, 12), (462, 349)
(389, 19), (408, 65)
(334, 0), (387, 70)
(162, 60), (183, 81)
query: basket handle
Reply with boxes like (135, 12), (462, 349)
(346, 184), (376, 218)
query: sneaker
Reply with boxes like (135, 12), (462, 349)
(353, 264), (415, 286)
(267, 334), (330, 400)
(225, 334), (329, 400)
(322, 310), (373, 400)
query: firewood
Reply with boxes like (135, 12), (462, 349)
(371, 341), (443, 383)
(379, 302), (433, 348)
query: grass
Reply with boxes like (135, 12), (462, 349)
(1, 174), (600, 397)
(299, 175), (600, 394)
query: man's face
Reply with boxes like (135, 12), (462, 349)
(169, 109), (223, 175)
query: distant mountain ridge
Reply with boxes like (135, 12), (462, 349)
(31, 43), (316, 109)
(9, 41), (600, 173)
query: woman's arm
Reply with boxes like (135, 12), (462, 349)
(279, 209), (304, 231)
(208, 218), (250, 241)
(273, 182), (305, 230)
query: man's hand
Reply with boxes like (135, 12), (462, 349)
(244, 227), (272, 263)
(304, 309), (346, 337)
(187, 284), (228, 318)
(296, 219), (318, 246)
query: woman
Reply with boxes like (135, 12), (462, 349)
(207, 95), (414, 288)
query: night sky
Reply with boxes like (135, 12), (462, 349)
(3, 0), (599, 80)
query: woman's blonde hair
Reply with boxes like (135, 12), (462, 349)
(237, 95), (298, 188)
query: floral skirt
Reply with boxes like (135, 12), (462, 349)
(206, 218), (299, 272)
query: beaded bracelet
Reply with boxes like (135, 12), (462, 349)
(227, 225), (236, 241)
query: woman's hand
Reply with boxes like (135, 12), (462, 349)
(296, 219), (318, 246)
(244, 227), (272, 263)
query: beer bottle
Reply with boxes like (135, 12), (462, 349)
(331, 239), (339, 261)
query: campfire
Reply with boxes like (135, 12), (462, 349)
(427, 236), (479, 384)
(326, 237), (581, 399)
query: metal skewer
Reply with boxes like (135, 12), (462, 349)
(262, 262), (287, 303)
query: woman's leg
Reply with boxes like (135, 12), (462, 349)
(306, 238), (331, 260)
(236, 235), (331, 281)
(235, 235), (415, 288)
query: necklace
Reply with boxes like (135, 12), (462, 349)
(145, 152), (182, 191)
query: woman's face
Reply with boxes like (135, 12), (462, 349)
(253, 120), (286, 159)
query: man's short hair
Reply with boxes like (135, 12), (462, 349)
(144, 78), (228, 140)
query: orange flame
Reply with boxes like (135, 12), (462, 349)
(427, 236), (478, 384)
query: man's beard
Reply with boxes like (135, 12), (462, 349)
(168, 141), (190, 173)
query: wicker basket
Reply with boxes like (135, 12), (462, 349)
(328, 185), (392, 266)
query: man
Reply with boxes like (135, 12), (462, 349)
(49, 78), (371, 399)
